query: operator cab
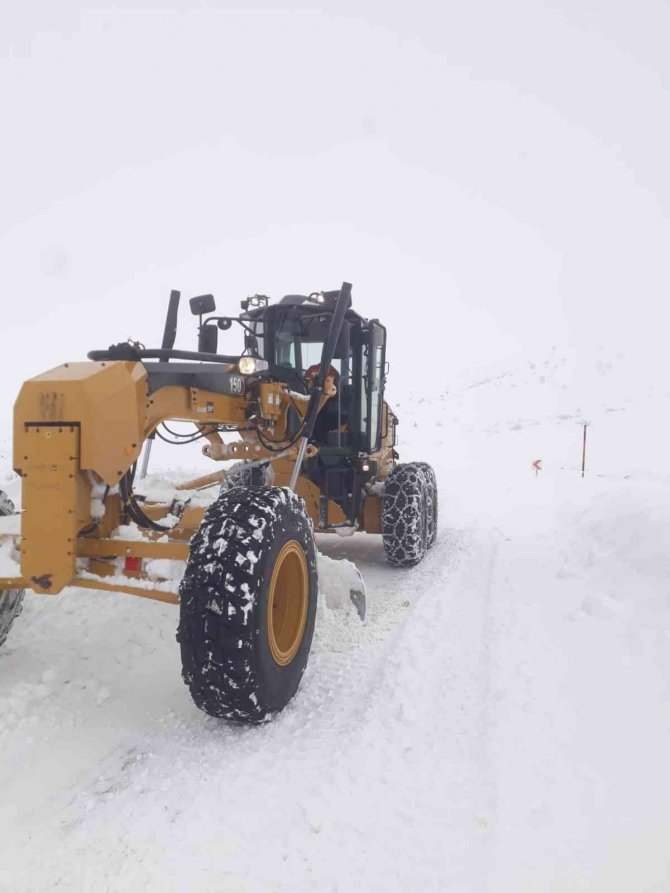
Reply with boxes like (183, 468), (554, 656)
(244, 293), (389, 526)
(244, 294), (387, 454)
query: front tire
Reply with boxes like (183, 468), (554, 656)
(178, 486), (318, 722)
(0, 491), (24, 648)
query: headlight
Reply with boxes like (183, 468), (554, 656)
(238, 356), (268, 375)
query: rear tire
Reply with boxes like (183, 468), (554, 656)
(0, 491), (25, 648)
(178, 486), (318, 722)
(415, 462), (438, 549)
(381, 463), (428, 567)
(220, 461), (269, 494)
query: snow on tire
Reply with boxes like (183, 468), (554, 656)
(415, 462), (438, 549)
(381, 463), (428, 567)
(177, 486), (318, 722)
(0, 491), (25, 648)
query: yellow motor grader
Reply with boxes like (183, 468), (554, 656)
(0, 282), (437, 721)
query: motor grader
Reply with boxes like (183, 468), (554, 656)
(0, 282), (437, 721)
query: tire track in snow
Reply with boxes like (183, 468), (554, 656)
(338, 528), (501, 891)
(473, 541), (501, 857)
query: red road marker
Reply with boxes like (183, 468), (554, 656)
(532, 459), (542, 476)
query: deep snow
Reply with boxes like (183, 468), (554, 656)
(1, 351), (669, 891)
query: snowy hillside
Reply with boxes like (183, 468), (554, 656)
(1, 351), (669, 891)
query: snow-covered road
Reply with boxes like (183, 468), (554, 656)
(0, 522), (497, 890)
(1, 357), (669, 891)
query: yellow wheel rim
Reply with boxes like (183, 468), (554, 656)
(267, 540), (309, 666)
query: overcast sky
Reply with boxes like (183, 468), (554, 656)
(1, 0), (668, 421)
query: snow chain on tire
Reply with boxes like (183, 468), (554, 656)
(220, 461), (269, 493)
(177, 486), (318, 722)
(0, 491), (25, 648)
(381, 463), (429, 567)
(415, 462), (438, 550)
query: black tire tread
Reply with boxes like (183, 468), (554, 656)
(178, 486), (317, 722)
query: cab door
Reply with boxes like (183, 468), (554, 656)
(362, 322), (386, 453)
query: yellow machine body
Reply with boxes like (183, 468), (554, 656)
(0, 359), (394, 602)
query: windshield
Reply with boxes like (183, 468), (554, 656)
(271, 313), (343, 374)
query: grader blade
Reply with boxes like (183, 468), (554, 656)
(318, 554), (367, 622)
(348, 567), (367, 622)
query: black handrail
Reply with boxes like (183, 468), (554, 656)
(87, 347), (239, 364)
(302, 281), (352, 440)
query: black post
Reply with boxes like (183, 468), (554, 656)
(161, 290), (181, 350)
(140, 289), (181, 479)
(289, 281), (352, 490)
(302, 281), (352, 440)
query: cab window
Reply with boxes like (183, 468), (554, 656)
(361, 323), (385, 451)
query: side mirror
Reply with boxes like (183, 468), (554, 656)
(189, 294), (216, 316)
(198, 324), (218, 354)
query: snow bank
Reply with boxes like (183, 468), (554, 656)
(0, 539), (20, 577)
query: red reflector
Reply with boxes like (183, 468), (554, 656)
(124, 556), (141, 573)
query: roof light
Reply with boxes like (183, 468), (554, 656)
(240, 294), (270, 311)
